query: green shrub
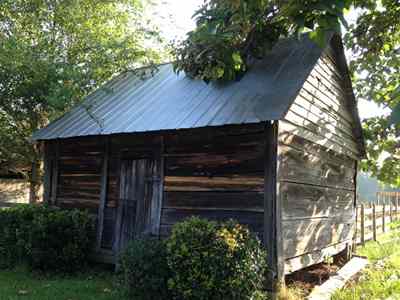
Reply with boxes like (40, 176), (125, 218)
(28, 208), (95, 272)
(167, 217), (267, 300)
(0, 204), (95, 273)
(119, 238), (171, 300)
(0, 205), (45, 268)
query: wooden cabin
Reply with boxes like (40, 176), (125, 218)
(32, 33), (365, 281)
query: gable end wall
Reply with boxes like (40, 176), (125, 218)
(278, 44), (359, 274)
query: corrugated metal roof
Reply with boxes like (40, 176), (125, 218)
(32, 35), (326, 141)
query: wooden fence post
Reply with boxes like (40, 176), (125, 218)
(372, 204), (377, 241)
(354, 204), (359, 247)
(396, 193), (399, 221)
(382, 204), (386, 233)
(360, 204), (365, 245)
(390, 201), (393, 224)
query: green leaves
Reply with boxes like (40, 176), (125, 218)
(361, 116), (399, 187)
(172, 0), (350, 83)
(0, 0), (163, 177)
(0, 205), (94, 272)
(166, 217), (266, 300)
(173, 0), (400, 187)
(344, 0), (400, 186)
(389, 87), (400, 125)
(390, 103), (400, 125)
(309, 28), (329, 48)
(119, 238), (171, 299)
(173, 0), (273, 82)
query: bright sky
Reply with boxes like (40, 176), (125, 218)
(151, 0), (389, 120)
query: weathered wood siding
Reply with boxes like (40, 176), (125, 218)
(278, 45), (358, 274)
(56, 137), (104, 213)
(44, 135), (163, 250)
(43, 125), (267, 252)
(104, 135), (161, 249)
(160, 124), (266, 238)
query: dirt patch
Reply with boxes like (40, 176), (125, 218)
(285, 257), (347, 296)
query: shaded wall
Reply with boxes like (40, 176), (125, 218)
(44, 123), (267, 251)
(160, 124), (266, 239)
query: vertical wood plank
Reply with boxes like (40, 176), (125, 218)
(96, 138), (109, 250)
(50, 140), (60, 205)
(353, 162), (358, 249)
(396, 193), (399, 221)
(114, 156), (157, 257)
(43, 142), (52, 204)
(134, 159), (147, 237)
(113, 161), (126, 259)
(150, 136), (164, 236)
(354, 205), (358, 248)
(372, 204), (377, 241)
(124, 160), (137, 248)
(264, 121), (283, 289)
(360, 204), (365, 245)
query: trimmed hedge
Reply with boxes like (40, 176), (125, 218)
(118, 218), (268, 300)
(119, 238), (171, 300)
(167, 217), (267, 300)
(0, 204), (95, 272)
(0, 204), (42, 268)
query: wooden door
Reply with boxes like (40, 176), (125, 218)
(113, 158), (156, 253)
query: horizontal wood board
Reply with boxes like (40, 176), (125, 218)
(279, 46), (358, 272)
(57, 138), (104, 212)
(47, 124), (268, 246)
(161, 126), (266, 237)
(283, 45), (360, 159)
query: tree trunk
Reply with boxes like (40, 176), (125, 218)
(29, 160), (39, 203)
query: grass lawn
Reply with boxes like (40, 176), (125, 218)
(0, 266), (125, 300)
(332, 223), (400, 300)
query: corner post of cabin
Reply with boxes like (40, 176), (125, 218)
(96, 137), (110, 251)
(264, 120), (284, 291)
(50, 139), (60, 205)
(43, 141), (52, 203)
